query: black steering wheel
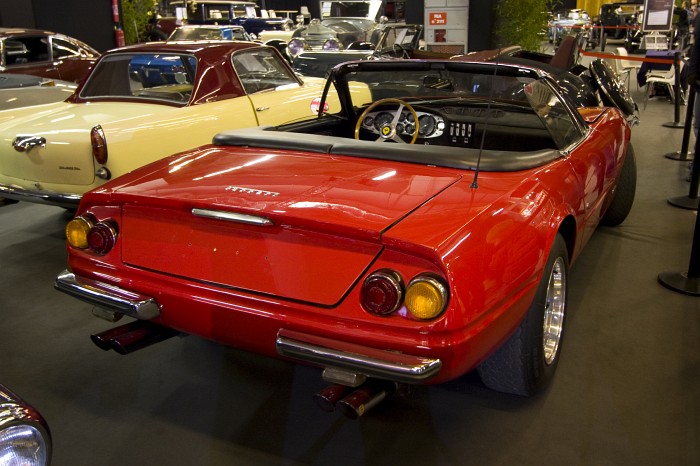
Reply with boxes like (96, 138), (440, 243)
(354, 98), (419, 144)
(393, 43), (410, 58)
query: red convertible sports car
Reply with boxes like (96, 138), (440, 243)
(55, 58), (636, 417)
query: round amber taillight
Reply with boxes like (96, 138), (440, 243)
(65, 215), (95, 249)
(90, 125), (108, 164)
(405, 275), (448, 320)
(86, 220), (118, 255)
(360, 269), (404, 316)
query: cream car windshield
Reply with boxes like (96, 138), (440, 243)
(79, 53), (197, 105)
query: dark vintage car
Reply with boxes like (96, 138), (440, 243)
(0, 28), (99, 83)
(56, 56), (636, 417)
(291, 23), (423, 77)
(152, 0), (293, 39)
(274, 0), (387, 50)
(600, 2), (642, 41)
(0, 383), (52, 465)
(548, 9), (599, 49)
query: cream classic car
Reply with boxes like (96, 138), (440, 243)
(0, 41), (340, 208)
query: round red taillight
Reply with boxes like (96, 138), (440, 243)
(87, 220), (118, 255)
(360, 269), (404, 316)
(90, 125), (108, 164)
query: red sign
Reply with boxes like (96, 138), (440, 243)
(429, 12), (447, 25)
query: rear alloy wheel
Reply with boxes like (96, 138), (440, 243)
(477, 234), (568, 396)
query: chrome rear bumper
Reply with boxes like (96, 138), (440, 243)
(0, 184), (81, 208)
(54, 270), (160, 320)
(276, 328), (442, 384)
(55, 270), (442, 383)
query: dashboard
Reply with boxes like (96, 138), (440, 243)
(357, 104), (554, 151)
(360, 109), (445, 139)
(359, 107), (483, 147)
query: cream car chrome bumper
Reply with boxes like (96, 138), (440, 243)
(0, 184), (81, 208)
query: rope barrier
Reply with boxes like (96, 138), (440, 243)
(576, 46), (675, 65)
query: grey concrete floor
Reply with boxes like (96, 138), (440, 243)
(1, 75), (699, 465)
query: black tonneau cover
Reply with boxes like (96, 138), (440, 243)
(213, 128), (561, 172)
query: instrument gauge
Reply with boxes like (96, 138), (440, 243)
(374, 112), (394, 131)
(363, 116), (374, 128)
(418, 115), (436, 137)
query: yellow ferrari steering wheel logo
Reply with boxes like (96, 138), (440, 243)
(381, 125), (392, 136)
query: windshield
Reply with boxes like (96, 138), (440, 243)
(377, 26), (421, 51)
(321, 0), (383, 19)
(344, 67), (535, 103)
(328, 62), (583, 151)
(80, 53), (197, 105)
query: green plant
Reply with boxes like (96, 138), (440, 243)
(121, 0), (158, 45)
(495, 0), (560, 52)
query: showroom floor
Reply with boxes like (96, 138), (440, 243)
(2, 57), (700, 465)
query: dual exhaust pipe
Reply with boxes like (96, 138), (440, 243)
(90, 320), (179, 355)
(92, 322), (396, 418)
(314, 381), (398, 419)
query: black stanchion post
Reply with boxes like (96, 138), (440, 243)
(658, 151), (700, 295)
(668, 89), (700, 210)
(665, 88), (695, 160)
(662, 51), (685, 128)
(659, 104), (700, 295)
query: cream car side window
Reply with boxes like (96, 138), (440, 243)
(232, 49), (299, 94)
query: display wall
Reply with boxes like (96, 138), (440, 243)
(0, 0), (115, 52)
(0, 0), (499, 53)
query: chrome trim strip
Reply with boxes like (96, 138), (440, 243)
(0, 184), (81, 208)
(192, 208), (273, 226)
(276, 330), (442, 383)
(54, 270), (160, 320)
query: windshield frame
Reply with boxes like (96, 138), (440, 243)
(318, 59), (588, 151)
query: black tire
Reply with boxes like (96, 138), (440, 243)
(0, 197), (19, 206)
(147, 29), (168, 42)
(601, 144), (636, 226)
(477, 234), (568, 396)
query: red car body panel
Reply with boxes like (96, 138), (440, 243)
(64, 102), (630, 384)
